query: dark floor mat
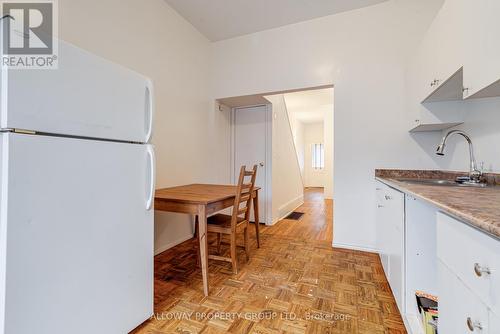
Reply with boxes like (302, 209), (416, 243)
(285, 211), (305, 220)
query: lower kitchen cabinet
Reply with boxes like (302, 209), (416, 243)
(437, 212), (500, 316)
(437, 212), (500, 333)
(376, 181), (405, 312)
(376, 182), (500, 334)
(438, 260), (490, 333)
(375, 179), (500, 334)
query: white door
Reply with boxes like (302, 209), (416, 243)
(1, 40), (153, 143)
(233, 105), (269, 224)
(0, 133), (154, 334)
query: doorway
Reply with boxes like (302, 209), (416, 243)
(282, 88), (334, 199)
(219, 85), (334, 233)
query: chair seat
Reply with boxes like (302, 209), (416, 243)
(207, 214), (247, 233)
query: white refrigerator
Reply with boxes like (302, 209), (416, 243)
(0, 41), (155, 333)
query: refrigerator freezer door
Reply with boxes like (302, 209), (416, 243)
(0, 40), (153, 143)
(0, 133), (154, 334)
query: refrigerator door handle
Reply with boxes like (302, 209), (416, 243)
(145, 145), (156, 211)
(144, 80), (154, 143)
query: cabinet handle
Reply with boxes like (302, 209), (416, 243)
(474, 263), (491, 277)
(466, 317), (483, 331)
(377, 205), (384, 208)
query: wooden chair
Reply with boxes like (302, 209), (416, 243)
(205, 165), (258, 274)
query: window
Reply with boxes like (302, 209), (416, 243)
(312, 143), (324, 169)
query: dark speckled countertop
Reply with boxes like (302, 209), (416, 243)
(375, 169), (500, 239)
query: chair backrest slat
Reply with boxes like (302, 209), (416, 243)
(239, 194), (251, 203)
(231, 165), (258, 229)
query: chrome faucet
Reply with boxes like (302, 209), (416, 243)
(436, 130), (482, 183)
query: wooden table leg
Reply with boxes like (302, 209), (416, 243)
(253, 191), (260, 248)
(197, 205), (209, 296)
(195, 215), (201, 267)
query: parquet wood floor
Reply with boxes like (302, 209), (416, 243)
(132, 188), (406, 334)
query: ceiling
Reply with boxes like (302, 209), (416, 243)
(284, 88), (334, 124)
(164, 0), (388, 41)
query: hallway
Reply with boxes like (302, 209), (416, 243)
(261, 188), (333, 243)
(133, 188), (406, 334)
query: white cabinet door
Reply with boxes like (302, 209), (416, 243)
(0, 133), (154, 334)
(375, 181), (405, 312)
(438, 260), (489, 334)
(1, 40), (153, 143)
(414, 0), (465, 102)
(376, 184), (390, 275)
(463, 0), (500, 99)
(384, 187), (405, 313)
(405, 196), (438, 318)
(405, 0), (466, 131)
(490, 311), (500, 334)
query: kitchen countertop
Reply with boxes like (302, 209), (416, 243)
(375, 169), (500, 239)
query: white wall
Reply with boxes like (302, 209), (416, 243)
(435, 97), (500, 173)
(59, 0), (231, 254)
(324, 105), (334, 199)
(287, 111), (305, 181)
(211, 0), (444, 251)
(303, 119), (334, 195)
(266, 95), (304, 223)
(304, 122), (327, 187)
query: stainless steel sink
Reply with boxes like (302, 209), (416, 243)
(396, 178), (489, 188)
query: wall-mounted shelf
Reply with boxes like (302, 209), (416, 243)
(421, 68), (463, 103)
(465, 78), (500, 100)
(409, 122), (462, 133)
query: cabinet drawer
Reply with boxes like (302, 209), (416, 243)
(438, 261), (489, 334)
(437, 212), (500, 314)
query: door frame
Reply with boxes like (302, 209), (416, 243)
(230, 104), (273, 225)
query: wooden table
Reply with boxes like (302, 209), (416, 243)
(154, 184), (261, 296)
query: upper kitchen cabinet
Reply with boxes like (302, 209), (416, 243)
(462, 0), (500, 99)
(406, 0), (466, 132)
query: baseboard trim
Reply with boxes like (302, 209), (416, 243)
(154, 234), (193, 256)
(273, 195), (304, 224)
(332, 241), (379, 254)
